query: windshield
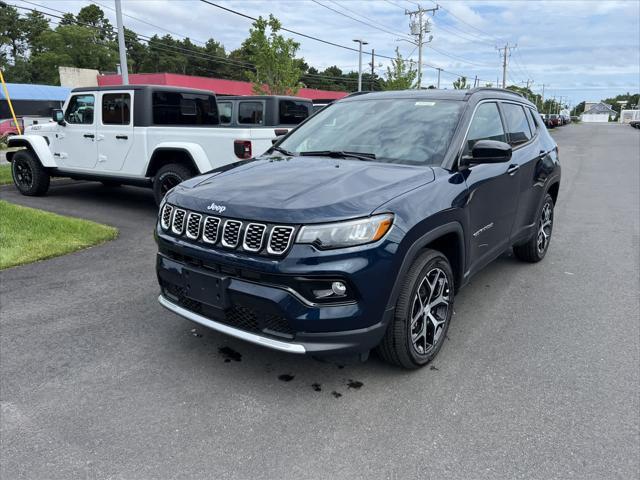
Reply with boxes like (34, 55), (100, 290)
(277, 98), (463, 166)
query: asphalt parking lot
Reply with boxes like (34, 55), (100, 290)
(1, 123), (638, 480)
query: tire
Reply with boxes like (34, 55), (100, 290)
(152, 163), (194, 205)
(377, 249), (455, 369)
(100, 180), (122, 188)
(513, 193), (554, 263)
(11, 150), (50, 196)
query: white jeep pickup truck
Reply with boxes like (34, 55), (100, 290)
(7, 85), (309, 204)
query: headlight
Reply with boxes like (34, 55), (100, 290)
(296, 214), (394, 249)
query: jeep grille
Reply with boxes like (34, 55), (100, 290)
(160, 205), (295, 257)
(221, 220), (242, 248)
(185, 213), (202, 240)
(268, 226), (295, 255)
(171, 209), (186, 235)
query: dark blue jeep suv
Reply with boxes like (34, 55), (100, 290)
(155, 88), (560, 369)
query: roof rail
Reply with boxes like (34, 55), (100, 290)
(344, 91), (371, 98)
(465, 87), (525, 98)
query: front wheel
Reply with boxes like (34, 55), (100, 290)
(377, 249), (454, 369)
(513, 193), (554, 262)
(11, 150), (50, 196)
(152, 163), (194, 206)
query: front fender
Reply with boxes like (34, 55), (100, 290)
(7, 135), (56, 167)
(152, 142), (218, 174)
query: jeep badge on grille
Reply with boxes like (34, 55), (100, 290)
(206, 202), (226, 214)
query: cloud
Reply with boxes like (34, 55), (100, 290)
(19, 0), (640, 104)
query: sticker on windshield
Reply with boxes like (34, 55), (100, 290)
(415, 101), (436, 106)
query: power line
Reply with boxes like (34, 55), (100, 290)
(312, 0), (412, 40)
(431, 1), (502, 42)
(10, 3), (381, 88)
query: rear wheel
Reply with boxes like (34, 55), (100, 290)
(377, 249), (454, 369)
(513, 193), (554, 262)
(152, 163), (194, 205)
(11, 150), (50, 196)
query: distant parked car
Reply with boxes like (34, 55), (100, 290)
(0, 118), (23, 139)
(548, 114), (562, 127)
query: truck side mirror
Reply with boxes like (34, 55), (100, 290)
(52, 109), (65, 125)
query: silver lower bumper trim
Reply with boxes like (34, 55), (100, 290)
(157, 295), (306, 354)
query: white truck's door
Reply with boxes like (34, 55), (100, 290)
(97, 90), (134, 171)
(56, 92), (98, 168)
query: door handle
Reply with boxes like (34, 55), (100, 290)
(83, 134), (95, 139)
(115, 135), (128, 140)
(507, 164), (520, 175)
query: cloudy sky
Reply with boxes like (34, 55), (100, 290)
(17, 0), (640, 105)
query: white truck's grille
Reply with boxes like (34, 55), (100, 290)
(160, 205), (295, 257)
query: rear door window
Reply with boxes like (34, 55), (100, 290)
(65, 94), (95, 125)
(218, 101), (232, 124)
(238, 102), (264, 125)
(502, 103), (533, 146)
(465, 102), (506, 153)
(152, 91), (218, 125)
(278, 100), (310, 124)
(102, 93), (131, 125)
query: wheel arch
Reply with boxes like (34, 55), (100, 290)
(146, 144), (210, 178)
(547, 181), (560, 204)
(6, 136), (56, 167)
(387, 222), (466, 309)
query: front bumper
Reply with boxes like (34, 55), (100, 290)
(155, 226), (402, 355)
(158, 294), (390, 355)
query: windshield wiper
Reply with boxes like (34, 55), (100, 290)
(272, 146), (295, 156)
(299, 150), (376, 161)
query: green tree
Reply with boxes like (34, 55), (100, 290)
(243, 15), (302, 95)
(453, 76), (470, 89)
(383, 48), (416, 90)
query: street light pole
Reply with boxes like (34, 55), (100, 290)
(353, 39), (368, 92)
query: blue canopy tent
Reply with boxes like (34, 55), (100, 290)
(0, 83), (71, 119)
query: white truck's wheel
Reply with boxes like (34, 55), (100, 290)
(11, 150), (50, 196)
(153, 163), (194, 205)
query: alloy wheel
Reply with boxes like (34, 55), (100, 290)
(14, 159), (34, 189)
(410, 267), (451, 356)
(537, 202), (553, 254)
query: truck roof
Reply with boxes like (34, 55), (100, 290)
(217, 95), (312, 102)
(340, 88), (534, 107)
(71, 84), (216, 97)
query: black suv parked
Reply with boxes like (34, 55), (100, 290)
(155, 88), (560, 369)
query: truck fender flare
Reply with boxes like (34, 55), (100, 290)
(150, 143), (217, 175)
(386, 221), (465, 310)
(6, 135), (57, 167)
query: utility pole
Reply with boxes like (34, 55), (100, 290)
(115, 0), (129, 85)
(353, 39), (368, 92)
(369, 49), (375, 91)
(497, 43), (516, 89)
(436, 67), (442, 89)
(405, 4), (438, 88)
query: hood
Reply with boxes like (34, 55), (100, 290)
(168, 155), (435, 223)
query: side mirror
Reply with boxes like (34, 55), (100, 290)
(461, 139), (512, 166)
(52, 109), (65, 125)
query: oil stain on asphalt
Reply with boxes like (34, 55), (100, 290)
(311, 383), (322, 392)
(278, 374), (295, 382)
(219, 346), (242, 362)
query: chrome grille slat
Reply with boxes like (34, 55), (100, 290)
(160, 204), (173, 230)
(221, 220), (242, 248)
(171, 208), (187, 235)
(268, 226), (295, 255)
(243, 223), (267, 252)
(185, 212), (202, 240)
(202, 216), (220, 244)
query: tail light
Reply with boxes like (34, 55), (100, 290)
(234, 140), (252, 159)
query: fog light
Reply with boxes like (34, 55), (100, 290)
(331, 281), (347, 296)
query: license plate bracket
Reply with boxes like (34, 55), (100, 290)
(183, 267), (229, 309)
